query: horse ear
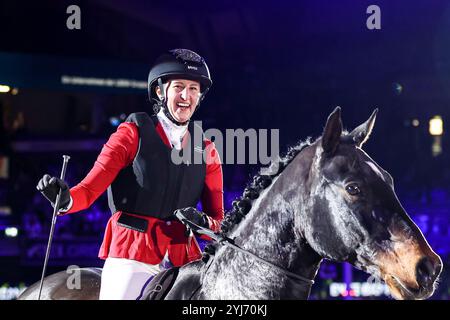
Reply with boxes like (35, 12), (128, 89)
(322, 106), (343, 155)
(349, 108), (378, 147)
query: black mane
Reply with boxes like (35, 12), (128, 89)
(202, 137), (313, 259)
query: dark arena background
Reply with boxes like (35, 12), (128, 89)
(0, 0), (449, 301)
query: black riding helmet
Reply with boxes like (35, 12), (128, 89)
(148, 49), (212, 125)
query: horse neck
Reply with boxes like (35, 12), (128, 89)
(211, 144), (322, 299)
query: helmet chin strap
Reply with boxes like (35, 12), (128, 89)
(158, 78), (190, 126)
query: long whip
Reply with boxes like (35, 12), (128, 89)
(37, 155), (70, 300)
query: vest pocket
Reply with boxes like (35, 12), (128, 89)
(117, 213), (149, 233)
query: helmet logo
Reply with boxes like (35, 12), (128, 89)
(187, 65), (198, 70)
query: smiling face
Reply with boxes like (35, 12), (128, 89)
(303, 108), (443, 300)
(156, 78), (201, 123)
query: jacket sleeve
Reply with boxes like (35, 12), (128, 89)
(200, 140), (225, 240)
(65, 122), (139, 214)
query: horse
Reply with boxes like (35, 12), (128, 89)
(18, 107), (442, 300)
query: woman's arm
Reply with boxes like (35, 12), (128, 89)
(200, 140), (225, 235)
(65, 122), (139, 214)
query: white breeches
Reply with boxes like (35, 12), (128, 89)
(99, 257), (167, 300)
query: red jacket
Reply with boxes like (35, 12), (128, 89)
(65, 120), (224, 266)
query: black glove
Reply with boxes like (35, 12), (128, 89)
(36, 174), (71, 210)
(175, 207), (209, 229)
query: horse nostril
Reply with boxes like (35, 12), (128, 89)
(432, 258), (443, 278)
(416, 257), (440, 287)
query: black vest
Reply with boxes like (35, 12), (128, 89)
(107, 112), (206, 219)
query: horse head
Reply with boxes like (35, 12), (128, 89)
(300, 107), (442, 300)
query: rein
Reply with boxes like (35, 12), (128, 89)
(175, 211), (315, 286)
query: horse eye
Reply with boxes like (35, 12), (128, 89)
(345, 183), (361, 196)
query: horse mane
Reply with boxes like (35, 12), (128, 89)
(203, 137), (314, 259)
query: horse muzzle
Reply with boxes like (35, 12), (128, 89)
(382, 254), (442, 300)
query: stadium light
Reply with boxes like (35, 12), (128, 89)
(5, 227), (19, 238)
(429, 116), (443, 136)
(5, 227), (18, 238)
(0, 85), (11, 93)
